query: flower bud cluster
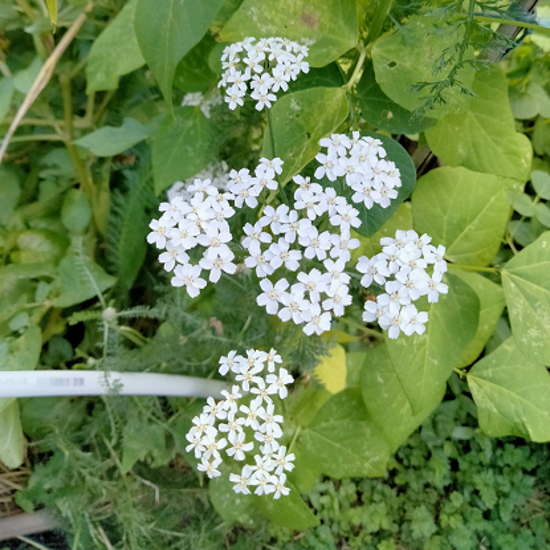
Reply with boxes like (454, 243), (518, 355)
(148, 158), (280, 298)
(218, 37), (310, 111)
(244, 175), (360, 336)
(315, 133), (402, 209)
(185, 349), (295, 499)
(357, 230), (448, 339)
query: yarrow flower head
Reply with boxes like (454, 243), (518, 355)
(315, 132), (402, 211)
(148, 157), (281, 298)
(243, 170), (361, 336)
(185, 348), (295, 499)
(357, 230), (449, 339)
(218, 37), (309, 111)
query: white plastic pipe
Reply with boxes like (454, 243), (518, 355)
(0, 370), (227, 399)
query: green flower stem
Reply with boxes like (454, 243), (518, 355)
(448, 264), (498, 274)
(288, 425), (302, 454)
(342, 44), (367, 92)
(473, 14), (550, 35)
(338, 317), (385, 341)
(59, 74), (94, 201)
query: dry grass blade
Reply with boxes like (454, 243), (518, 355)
(0, 2), (93, 164)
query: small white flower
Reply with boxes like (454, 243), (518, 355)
(171, 264), (207, 298)
(257, 278), (289, 315)
(230, 465), (253, 494)
(266, 367), (294, 399)
(226, 430), (254, 461)
(399, 304), (429, 336)
(219, 350), (242, 376)
(322, 284), (352, 317)
(302, 303), (332, 335)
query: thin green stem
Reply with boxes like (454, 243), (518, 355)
(342, 45), (367, 92)
(338, 317), (385, 340)
(266, 108), (276, 158)
(16, 537), (52, 550)
(288, 425), (302, 454)
(346, 91), (357, 131)
(60, 74), (94, 200)
(448, 264), (498, 274)
(8, 134), (65, 142)
(474, 14), (550, 34)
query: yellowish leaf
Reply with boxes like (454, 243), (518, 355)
(46, 0), (57, 28)
(314, 344), (346, 394)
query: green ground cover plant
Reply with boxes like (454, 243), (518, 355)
(1, 0), (550, 548)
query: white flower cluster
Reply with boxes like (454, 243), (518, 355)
(185, 349), (295, 499)
(148, 158), (280, 298)
(218, 37), (310, 111)
(315, 133), (402, 210)
(167, 161), (230, 203)
(357, 230), (449, 339)
(181, 91), (223, 119)
(244, 175), (361, 336)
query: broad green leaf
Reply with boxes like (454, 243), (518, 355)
(286, 63), (344, 94)
(285, 384), (330, 429)
(351, 202), (412, 262)
(61, 189), (91, 234)
(74, 118), (152, 157)
(0, 325), (42, 414)
(357, 61), (435, 134)
(361, 344), (443, 451)
(13, 57), (42, 94)
(314, 344), (346, 394)
(257, 481), (319, 530)
(384, 274), (479, 415)
(532, 170), (550, 200)
(510, 191), (536, 217)
(345, 350), (367, 388)
(86, 0), (145, 92)
(15, 229), (69, 264)
(501, 232), (550, 364)
(425, 66), (532, 183)
(209, 470), (258, 526)
(152, 107), (214, 194)
(0, 166), (20, 223)
(262, 87), (348, 185)
(353, 132), (416, 237)
(0, 401), (24, 469)
(371, 16), (475, 119)
(52, 256), (116, 308)
(0, 77), (14, 123)
(468, 337), (550, 441)
(174, 35), (219, 93)
(452, 270), (505, 368)
(535, 203), (550, 227)
(509, 218), (546, 248)
(135, 0), (225, 106)
(220, 0), (358, 67)
(412, 167), (510, 266)
(296, 388), (390, 478)
(509, 82), (550, 120)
